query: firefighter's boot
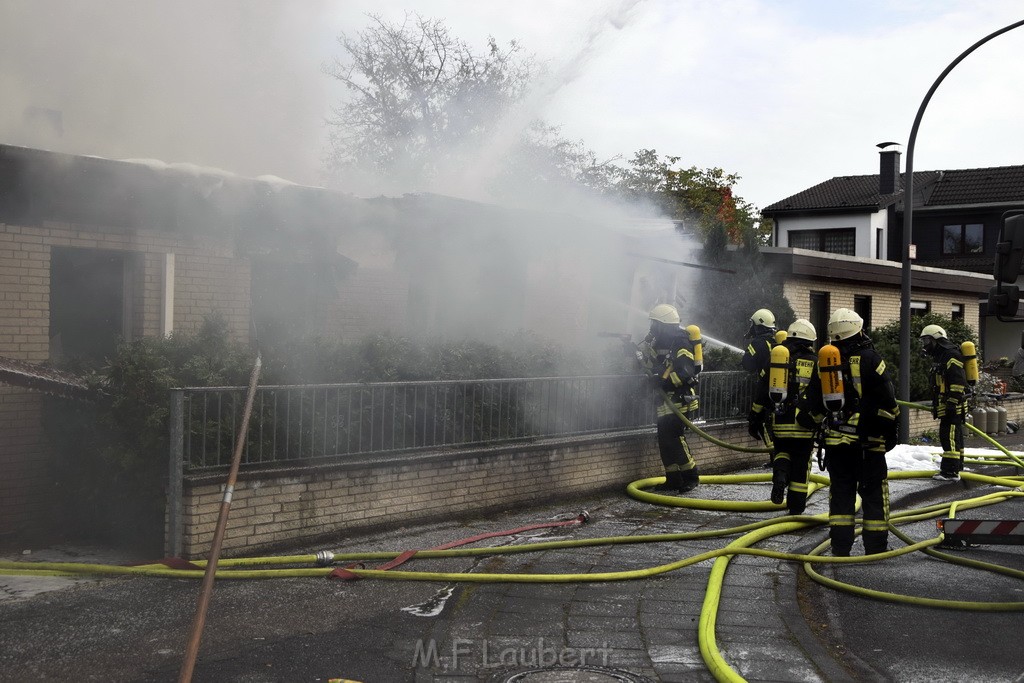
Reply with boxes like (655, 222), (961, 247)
(770, 461), (788, 505)
(650, 471), (682, 493)
(678, 468), (700, 494)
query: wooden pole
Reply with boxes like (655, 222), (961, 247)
(178, 354), (262, 683)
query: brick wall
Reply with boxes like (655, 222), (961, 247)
(906, 394), (1024, 438)
(175, 422), (759, 558)
(175, 398), (1024, 560)
(783, 277), (980, 334)
(0, 220), (251, 541)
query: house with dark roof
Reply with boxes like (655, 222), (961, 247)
(760, 144), (1024, 359)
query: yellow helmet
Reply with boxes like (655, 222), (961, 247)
(827, 308), (863, 341)
(649, 304), (680, 325)
(920, 324), (947, 340)
(750, 308), (776, 328)
(787, 318), (817, 342)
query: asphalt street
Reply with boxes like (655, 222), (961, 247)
(1, 439), (1023, 683)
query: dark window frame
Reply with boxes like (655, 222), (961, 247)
(941, 223), (984, 256)
(809, 290), (830, 349)
(854, 294), (872, 332)
(788, 228), (857, 256)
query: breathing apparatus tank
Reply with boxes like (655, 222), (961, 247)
(818, 344), (845, 415)
(686, 325), (703, 374)
(960, 341), (978, 386)
(774, 330), (788, 345)
(768, 344), (790, 407)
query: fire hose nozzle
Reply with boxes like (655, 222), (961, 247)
(315, 550), (335, 566)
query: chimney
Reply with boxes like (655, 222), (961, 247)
(876, 141), (901, 194)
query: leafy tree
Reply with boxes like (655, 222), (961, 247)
(606, 149), (770, 248)
(325, 13), (595, 197)
(870, 313), (978, 401)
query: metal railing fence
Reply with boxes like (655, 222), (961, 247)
(171, 371), (754, 472)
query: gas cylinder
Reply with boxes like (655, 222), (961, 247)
(986, 405), (999, 435)
(971, 405), (989, 434)
(768, 344), (790, 405)
(996, 404), (1008, 434)
(960, 341), (978, 387)
(774, 330), (787, 345)
(818, 344), (844, 414)
(686, 325), (703, 374)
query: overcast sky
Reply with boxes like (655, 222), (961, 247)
(2, 0), (1023, 211)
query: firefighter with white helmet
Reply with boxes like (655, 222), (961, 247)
(751, 318), (818, 512)
(637, 303), (701, 494)
(743, 308), (778, 462)
(797, 307), (899, 556)
(919, 323), (967, 482)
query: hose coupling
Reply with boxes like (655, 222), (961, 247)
(578, 510), (590, 523)
(315, 550), (335, 566)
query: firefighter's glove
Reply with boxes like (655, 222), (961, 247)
(747, 413), (764, 440)
(884, 423), (899, 452)
(647, 373), (665, 390)
(747, 421), (761, 441)
(795, 408), (817, 432)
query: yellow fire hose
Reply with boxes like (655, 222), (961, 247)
(3, 397), (1022, 683)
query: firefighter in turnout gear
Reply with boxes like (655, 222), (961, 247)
(797, 308), (899, 556)
(919, 324), (967, 482)
(752, 319), (818, 512)
(638, 304), (701, 494)
(743, 308), (777, 463)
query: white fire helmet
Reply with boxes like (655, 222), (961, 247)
(750, 308), (776, 328)
(920, 324), (947, 340)
(787, 319), (817, 342)
(827, 308), (864, 342)
(649, 304), (680, 325)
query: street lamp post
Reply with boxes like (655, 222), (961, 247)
(899, 18), (1024, 440)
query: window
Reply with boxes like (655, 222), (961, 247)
(910, 300), (931, 316)
(49, 247), (138, 363)
(854, 295), (872, 332)
(942, 223), (984, 255)
(809, 291), (830, 348)
(876, 229), (883, 259)
(951, 303), (964, 321)
(788, 228), (856, 256)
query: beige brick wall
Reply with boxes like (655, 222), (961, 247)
(176, 422), (760, 558)
(783, 277), (980, 336)
(0, 226), (51, 363)
(322, 266), (411, 342)
(906, 394), (1024, 439)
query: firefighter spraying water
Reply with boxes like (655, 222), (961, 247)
(744, 308), (778, 467)
(632, 304), (702, 494)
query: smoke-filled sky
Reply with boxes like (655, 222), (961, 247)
(2, 0), (1023, 210)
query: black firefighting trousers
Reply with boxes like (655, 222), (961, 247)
(825, 443), (890, 555)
